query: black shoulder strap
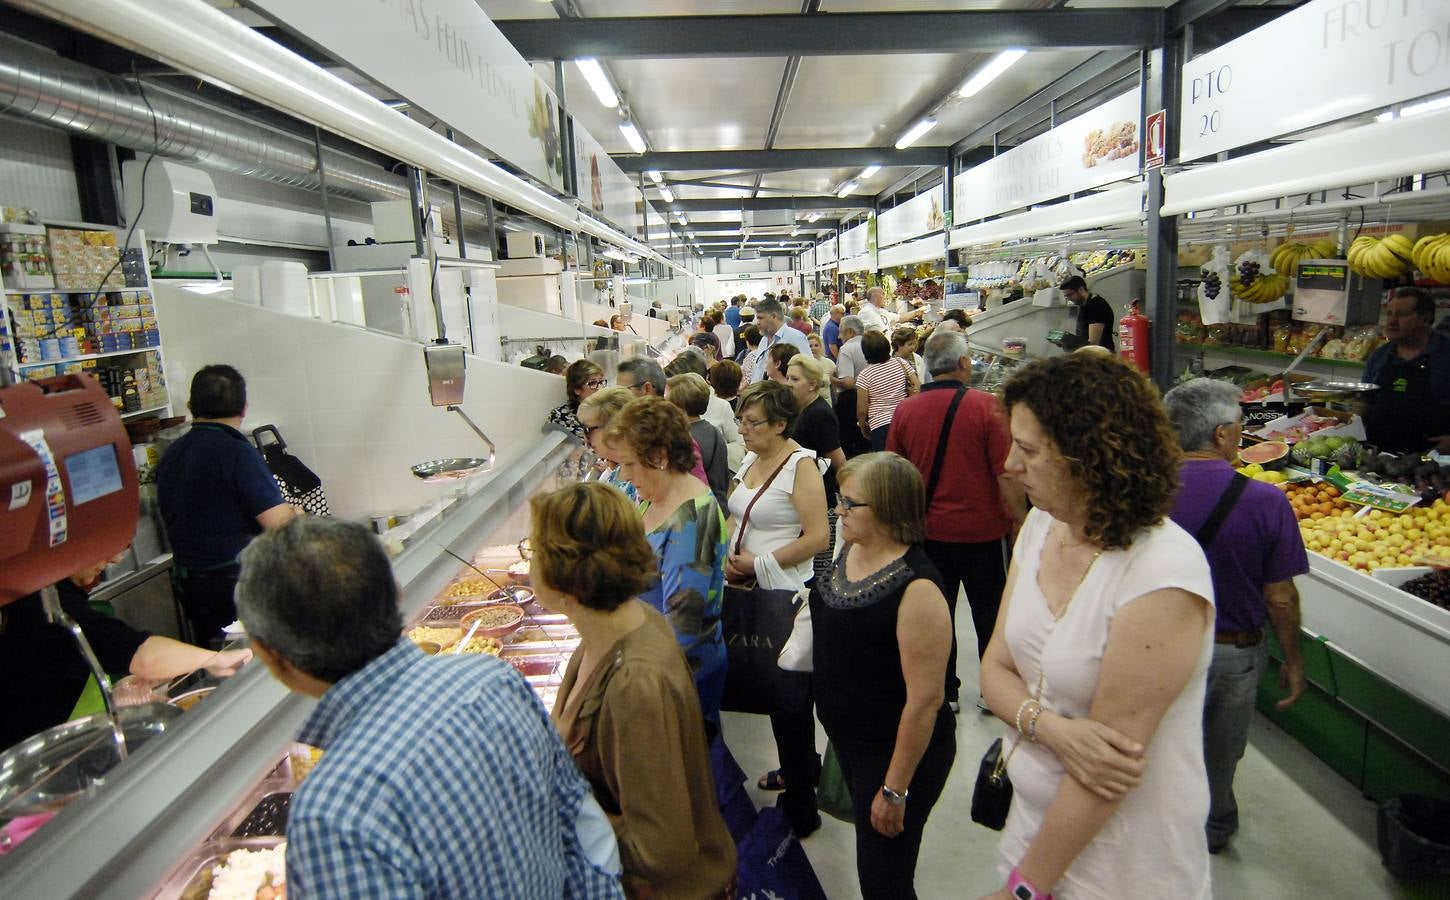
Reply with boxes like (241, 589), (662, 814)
(1194, 473), (1250, 548)
(925, 385), (969, 502)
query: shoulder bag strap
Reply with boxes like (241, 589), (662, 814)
(733, 451), (798, 555)
(1193, 473), (1250, 548)
(924, 385), (969, 502)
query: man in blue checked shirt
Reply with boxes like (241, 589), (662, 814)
(236, 518), (623, 899)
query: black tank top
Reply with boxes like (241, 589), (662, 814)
(811, 543), (954, 754)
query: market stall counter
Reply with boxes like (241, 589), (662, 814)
(0, 432), (573, 900)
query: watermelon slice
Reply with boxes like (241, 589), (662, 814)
(1239, 440), (1291, 470)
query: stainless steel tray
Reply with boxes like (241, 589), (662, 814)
(154, 836), (285, 900)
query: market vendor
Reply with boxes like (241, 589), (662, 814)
(157, 365), (298, 645)
(1360, 287), (1450, 453)
(0, 557), (251, 751)
(1061, 274), (1116, 352)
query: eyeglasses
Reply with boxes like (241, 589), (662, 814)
(837, 496), (870, 513)
(622, 382), (645, 394)
(583, 378), (608, 389)
(517, 538), (532, 560)
(735, 416), (770, 429)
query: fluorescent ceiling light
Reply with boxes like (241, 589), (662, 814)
(790, 228), (800, 236)
(895, 117), (937, 150)
(687, 231), (697, 239)
(619, 121), (647, 154)
(647, 170), (663, 184)
(602, 248), (631, 261)
(958, 49), (1026, 98)
(575, 58), (619, 109)
(675, 213), (688, 225)
(837, 181), (858, 198)
(807, 212), (822, 222)
(859, 165), (881, 179)
(659, 185), (675, 203)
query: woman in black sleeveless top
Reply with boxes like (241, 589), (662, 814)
(810, 452), (956, 900)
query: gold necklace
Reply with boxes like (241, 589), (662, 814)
(1051, 523), (1103, 622)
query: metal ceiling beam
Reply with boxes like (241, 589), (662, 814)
(1165, 0), (1239, 33)
(671, 197), (869, 212)
(674, 181), (837, 196)
(615, 147), (945, 173)
(497, 11), (1160, 58)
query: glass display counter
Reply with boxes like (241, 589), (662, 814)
(0, 432), (573, 899)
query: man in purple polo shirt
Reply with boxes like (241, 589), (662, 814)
(1164, 378), (1309, 855)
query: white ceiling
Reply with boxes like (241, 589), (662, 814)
(480, 0), (1144, 251)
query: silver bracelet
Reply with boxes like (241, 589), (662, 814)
(1027, 704), (1046, 743)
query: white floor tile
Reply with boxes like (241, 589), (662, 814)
(719, 601), (1395, 899)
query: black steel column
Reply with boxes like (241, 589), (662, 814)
(1143, 40), (1182, 390)
(312, 128), (337, 271)
(444, 128), (468, 260)
(70, 137), (120, 226)
(554, 60), (575, 198)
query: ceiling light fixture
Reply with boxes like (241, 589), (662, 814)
(895, 117), (938, 150)
(687, 231), (697, 239)
(958, 49), (1026, 98)
(575, 58), (619, 109)
(619, 121), (647, 154)
(647, 170), (663, 184)
(859, 164), (881, 179)
(675, 213), (689, 225)
(837, 181), (858, 198)
(659, 185), (675, 203)
(807, 212), (822, 223)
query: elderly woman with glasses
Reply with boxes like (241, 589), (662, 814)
(727, 380), (830, 836)
(603, 397), (729, 720)
(811, 452), (955, 900)
(578, 386), (639, 504)
(547, 359), (607, 480)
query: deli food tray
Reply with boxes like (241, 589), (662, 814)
(155, 836), (285, 900)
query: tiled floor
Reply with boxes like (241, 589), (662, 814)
(720, 625), (1400, 899)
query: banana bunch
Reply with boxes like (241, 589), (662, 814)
(1348, 234), (1414, 279)
(1231, 271), (1290, 303)
(1412, 233), (1450, 283)
(1269, 237), (1337, 279)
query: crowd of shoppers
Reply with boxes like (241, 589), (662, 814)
(159, 286), (1321, 900)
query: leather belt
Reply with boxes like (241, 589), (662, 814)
(1214, 628), (1264, 648)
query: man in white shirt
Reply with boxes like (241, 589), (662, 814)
(855, 288), (892, 333)
(749, 297), (812, 383)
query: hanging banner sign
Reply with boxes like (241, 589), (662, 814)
(878, 185), (946, 248)
(953, 89), (1142, 223)
(250, 0), (567, 191)
(1179, 0), (1450, 162)
(576, 127), (644, 238)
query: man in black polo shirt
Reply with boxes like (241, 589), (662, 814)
(1062, 274), (1116, 352)
(158, 365), (296, 643)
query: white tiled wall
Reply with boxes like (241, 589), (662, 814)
(154, 284), (569, 520)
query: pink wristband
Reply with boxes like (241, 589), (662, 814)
(1007, 868), (1051, 900)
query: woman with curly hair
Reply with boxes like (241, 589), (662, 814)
(603, 397), (729, 720)
(978, 352), (1215, 900)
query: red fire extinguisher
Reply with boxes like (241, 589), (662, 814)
(1119, 300), (1151, 374)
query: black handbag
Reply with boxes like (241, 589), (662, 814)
(720, 451), (810, 716)
(970, 736), (1014, 830)
(719, 583), (810, 716)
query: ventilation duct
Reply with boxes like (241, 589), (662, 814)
(0, 35), (492, 232)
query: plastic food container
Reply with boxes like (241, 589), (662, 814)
(459, 603), (526, 640)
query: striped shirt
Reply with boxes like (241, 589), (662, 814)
(857, 358), (914, 432)
(288, 639), (624, 899)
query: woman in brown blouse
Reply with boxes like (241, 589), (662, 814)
(530, 482), (736, 900)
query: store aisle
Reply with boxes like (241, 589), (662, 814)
(720, 621), (1397, 899)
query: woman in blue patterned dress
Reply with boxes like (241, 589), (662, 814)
(603, 397), (729, 720)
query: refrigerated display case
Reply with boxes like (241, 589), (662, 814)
(0, 431), (575, 899)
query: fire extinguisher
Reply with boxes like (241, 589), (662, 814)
(1119, 300), (1151, 374)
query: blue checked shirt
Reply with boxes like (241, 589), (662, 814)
(287, 639), (624, 899)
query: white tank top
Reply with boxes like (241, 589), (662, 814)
(726, 447), (818, 591)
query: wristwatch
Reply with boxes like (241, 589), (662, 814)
(1007, 868), (1051, 900)
(879, 784), (908, 806)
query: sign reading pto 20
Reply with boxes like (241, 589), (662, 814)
(1180, 0), (1450, 162)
